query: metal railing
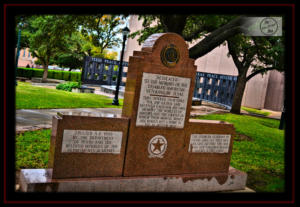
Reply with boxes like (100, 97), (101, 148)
(194, 72), (237, 109)
(82, 56), (128, 86)
(82, 57), (237, 109)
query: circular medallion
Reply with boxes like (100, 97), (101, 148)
(160, 44), (180, 67)
(148, 135), (168, 158)
(260, 17), (278, 36)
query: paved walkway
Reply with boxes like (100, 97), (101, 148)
(16, 108), (123, 133)
(16, 105), (229, 133)
(16, 104), (281, 133)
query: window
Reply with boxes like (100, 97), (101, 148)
(28, 51), (30, 57)
(207, 89), (211, 95)
(114, 65), (118, 71)
(199, 77), (204, 83)
(23, 50), (26, 57)
(198, 88), (202, 94)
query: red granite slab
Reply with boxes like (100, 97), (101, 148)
(122, 33), (197, 176)
(182, 119), (236, 174)
(49, 114), (129, 179)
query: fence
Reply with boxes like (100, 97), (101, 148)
(194, 72), (237, 109)
(82, 56), (128, 86)
(82, 57), (237, 109)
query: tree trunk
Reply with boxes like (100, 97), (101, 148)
(230, 72), (247, 114)
(42, 65), (48, 83)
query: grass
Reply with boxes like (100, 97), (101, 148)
(241, 106), (271, 116)
(16, 130), (51, 170)
(196, 113), (284, 192)
(15, 113), (284, 192)
(16, 81), (123, 109)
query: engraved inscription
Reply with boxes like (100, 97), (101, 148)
(61, 130), (122, 154)
(136, 73), (191, 128)
(188, 134), (231, 153)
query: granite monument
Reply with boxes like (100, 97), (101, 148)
(20, 33), (247, 192)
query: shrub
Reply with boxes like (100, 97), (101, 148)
(17, 67), (34, 79)
(54, 71), (63, 80)
(47, 70), (54, 79)
(56, 82), (80, 92)
(32, 69), (44, 78)
(70, 72), (80, 82)
(23, 69), (33, 79)
(63, 72), (71, 81)
(17, 67), (81, 81)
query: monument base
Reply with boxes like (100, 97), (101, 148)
(20, 167), (248, 192)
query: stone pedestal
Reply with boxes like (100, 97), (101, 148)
(20, 167), (247, 192)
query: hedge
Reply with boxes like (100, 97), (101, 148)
(16, 67), (81, 82)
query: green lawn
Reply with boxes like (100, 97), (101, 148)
(16, 81), (123, 109)
(242, 106), (271, 116)
(196, 113), (284, 192)
(16, 130), (51, 169)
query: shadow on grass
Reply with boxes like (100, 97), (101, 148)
(234, 132), (253, 141)
(246, 168), (285, 192)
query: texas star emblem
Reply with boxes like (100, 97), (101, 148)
(148, 135), (168, 158)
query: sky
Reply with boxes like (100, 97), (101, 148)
(107, 16), (130, 60)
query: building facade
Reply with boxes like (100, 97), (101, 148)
(16, 48), (37, 68)
(123, 15), (284, 111)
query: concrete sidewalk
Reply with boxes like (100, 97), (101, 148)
(16, 105), (228, 133)
(16, 108), (122, 133)
(16, 104), (281, 134)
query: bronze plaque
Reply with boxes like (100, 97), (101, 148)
(160, 44), (180, 67)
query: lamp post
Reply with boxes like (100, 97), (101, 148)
(15, 23), (22, 86)
(112, 26), (130, 106)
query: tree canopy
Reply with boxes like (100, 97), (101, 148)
(77, 14), (127, 53)
(22, 15), (77, 81)
(129, 15), (244, 59)
(129, 15), (284, 113)
(16, 14), (126, 81)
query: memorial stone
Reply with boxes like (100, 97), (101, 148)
(20, 33), (247, 192)
(122, 33), (235, 176)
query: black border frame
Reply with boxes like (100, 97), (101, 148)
(2, 2), (296, 205)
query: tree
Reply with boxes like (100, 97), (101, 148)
(53, 32), (119, 70)
(130, 15), (284, 113)
(17, 14), (127, 80)
(79, 33), (119, 59)
(130, 15), (243, 59)
(227, 35), (284, 113)
(51, 15), (124, 70)
(52, 32), (86, 71)
(19, 15), (77, 82)
(78, 15), (127, 53)
(90, 47), (118, 60)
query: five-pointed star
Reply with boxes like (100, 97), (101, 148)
(152, 139), (164, 153)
